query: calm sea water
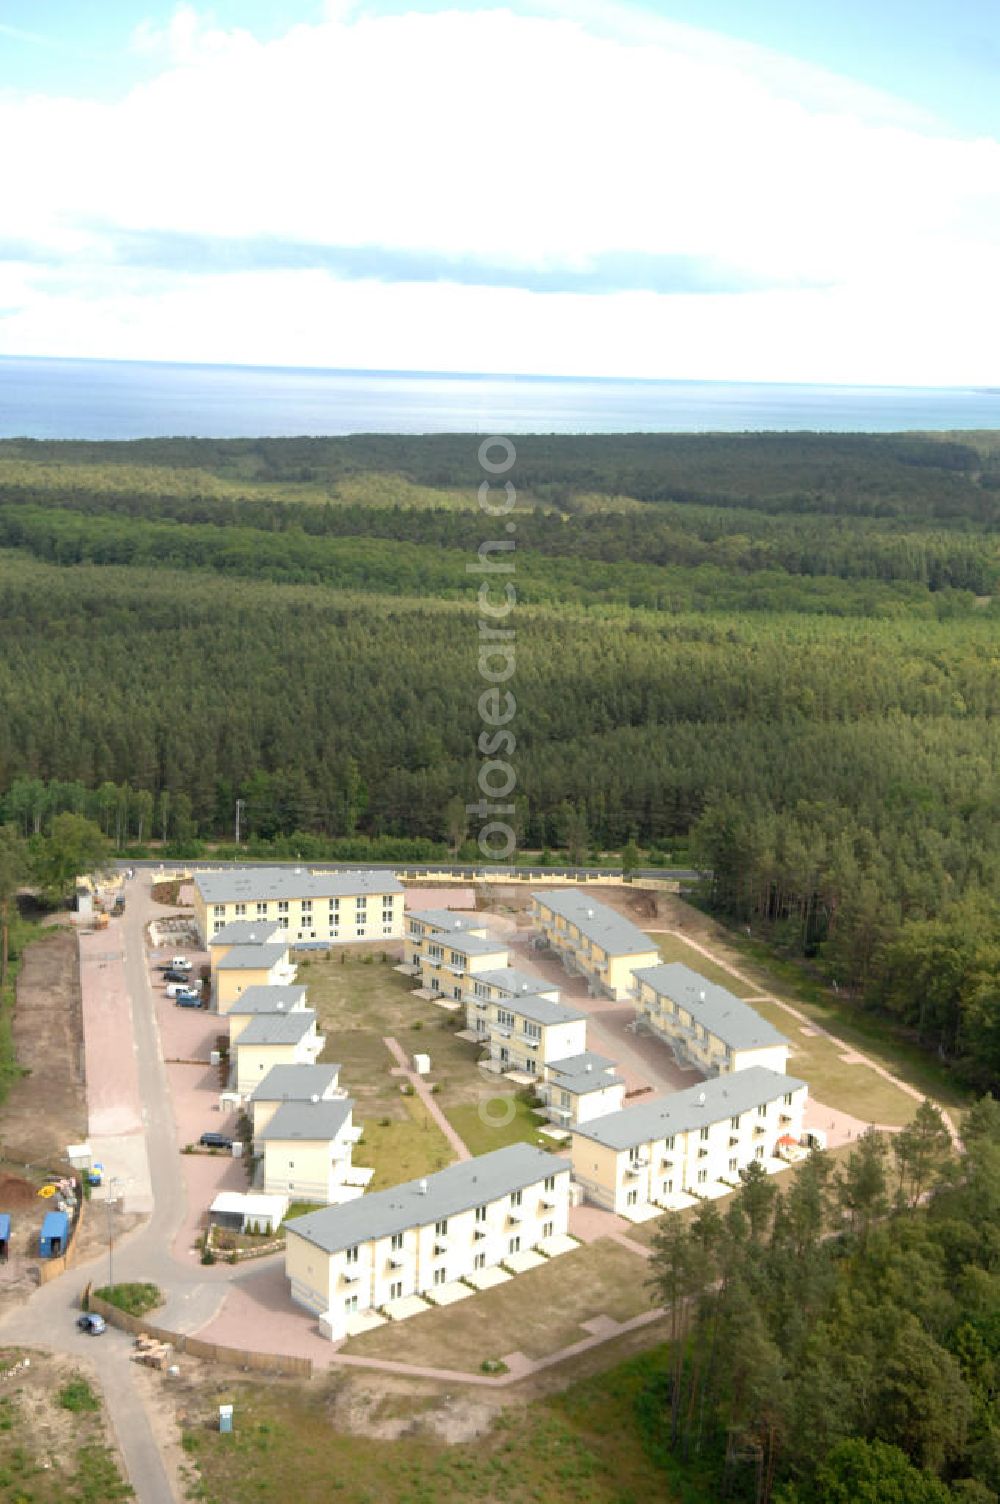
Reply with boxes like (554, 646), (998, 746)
(0, 355), (997, 439)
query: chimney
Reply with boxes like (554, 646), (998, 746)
(698, 1091), (706, 1105)
(418, 1178), (428, 1195)
(310, 1094), (319, 1103)
(585, 1062), (593, 1072)
(699, 990), (706, 1002)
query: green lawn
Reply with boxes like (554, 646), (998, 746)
(652, 934), (758, 997)
(359, 1097), (455, 1190)
(178, 1347), (712, 1504)
(343, 1237), (653, 1370)
(443, 1091), (555, 1157)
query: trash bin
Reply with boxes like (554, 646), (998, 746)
(219, 1405), (233, 1434)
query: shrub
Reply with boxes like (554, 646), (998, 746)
(401, 1082), (415, 1096)
(378, 1116), (391, 1127)
(430, 1083), (442, 1095)
(201, 1247), (216, 1265)
(93, 1281), (162, 1316)
(412, 1019), (423, 1031)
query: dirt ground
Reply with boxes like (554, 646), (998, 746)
(0, 1346), (131, 1496)
(2, 928), (86, 1164)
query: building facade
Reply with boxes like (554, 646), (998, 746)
(416, 932), (511, 1002)
(530, 890), (660, 1000)
(249, 1063), (344, 1141)
(537, 1052), (626, 1127)
(258, 1097), (366, 1204)
(194, 868), (404, 947)
(234, 1010), (325, 1095)
(285, 1143), (571, 1340)
(404, 909), (488, 968)
(468, 992), (589, 1078)
(225, 985), (309, 1046)
(215, 943), (297, 1012)
(633, 963), (789, 1077)
(570, 1067), (808, 1215)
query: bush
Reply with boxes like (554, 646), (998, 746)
(201, 1247), (216, 1265)
(93, 1281), (162, 1316)
(412, 1019), (423, 1031)
(58, 1378), (100, 1412)
(430, 1082), (441, 1094)
(378, 1116), (391, 1127)
(401, 1082), (415, 1096)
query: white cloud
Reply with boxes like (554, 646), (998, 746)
(2, 1), (999, 382)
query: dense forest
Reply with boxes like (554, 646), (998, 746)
(647, 1099), (999, 1504)
(2, 430), (1000, 1088)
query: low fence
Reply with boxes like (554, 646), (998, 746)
(37, 1178), (86, 1285)
(85, 1289), (313, 1378)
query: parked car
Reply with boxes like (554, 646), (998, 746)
(165, 982), (196, 998)
(163, 970), (190, 985)
(199, 1132), (233, 1151)
(77, 1313), (106, 1335)
(174, 991), (204, 1008)
(171, 957), (193, 972)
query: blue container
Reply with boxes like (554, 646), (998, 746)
(39, 1209), (69, 1258)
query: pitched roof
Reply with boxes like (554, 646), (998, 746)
(409, 910), (487, 935)
(226, 985), (307, 1016)
(257, 1097), (354, 1143)
(547, 1050), (618, 1078)
(633, 963), (788, 1051)
(572, 1067), (807, 1151)
(249, 1064), (341, 1102)
(196, 867), (403, 903)
(215, 944), (290, 971)
(208, 919), (283, 948)
(237, 1010), (317, 1047)
(427, 932), (509, 958)
(473, 968), (560, 1000)
(531, 889), (658, 957)
(498, 994), (586, 1027)
(285, 1143), (569, 1256)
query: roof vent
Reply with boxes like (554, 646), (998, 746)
(521, 982), (529, 991)
(586, 908), (595, 919)
(585, 1062), (593, 1072)
(698, 1091), (706, 1105)
(310, 1094), (319, 1103)
(418, 1178), (428, 1195)
(699, 990), (706, 1002)
(277, 1001), (285, 1010)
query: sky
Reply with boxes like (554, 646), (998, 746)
(1, 0), (999, 383)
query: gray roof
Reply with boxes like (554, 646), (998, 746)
(227, 985), (307, 1016)
(285, 1143), (569, 1256)
(474, 968), (560, 1000)
(573, 1067), (807, 1151)
(547, 1050), (617, 1078)
(633, 963), (787, 1051)
(427, 932), (508, 958)
(258, 1097), (354, 1143)
(209, 919), (282, 948)
(215, 944), (290, 971)
(237, 1010), (317, 1047)
(553, 1070), (624, 1097)
(196, 867), (403, 903)
(409, 909), (486, 934)
(250, 1064), (341, 1103)
(497, 994), (586, 1027)
(531, 889), (658, 958)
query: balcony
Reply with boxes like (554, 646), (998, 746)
(388, 1255), (405, 1269)
(342, 1268), (360, 1283)
(507, 1210), (521, 1224)
(729, 1135), (740, 1148)
(474, 1227), (488, 1240)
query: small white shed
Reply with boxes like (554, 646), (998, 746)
(412, 1052), (431, 1076)
(209, 1191), (288, 1235)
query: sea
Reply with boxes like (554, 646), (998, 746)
(0, 355), (998, 439)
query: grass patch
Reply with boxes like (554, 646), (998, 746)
(93, 1281), (162, 1316)
(58, 1377), (101, 1413)
(343, 1238), (651, 1369)
(360, 1097), (455, 1190)
(179, 1345), (713, 1504)
(444, 1092), (551, 1157)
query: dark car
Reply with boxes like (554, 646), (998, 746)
(199, 1132), (233, 1151)
(175, 991), (204, 1008)
(77, 1312), (106, 1334)
(163, 968), (190, 983)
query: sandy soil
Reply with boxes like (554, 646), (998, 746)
(2, 929), (86, 1164)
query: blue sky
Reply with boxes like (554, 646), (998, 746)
(1, 0), (998, 381)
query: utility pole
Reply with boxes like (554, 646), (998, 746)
(235, 799), (246, 846)
(106, 1177), (122, 1290)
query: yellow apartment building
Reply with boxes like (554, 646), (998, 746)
(530, 890), (660, 1000)
(193, 868), (404, 947)
(225, 985), (309, 1047)
(208, 918), (283, 975)
(571, 1067), (808, 1215)
(462, 967), (561, 1028)
(249, 1063), (344, 1142)
(467, 989), (589, 1080)
(234, 1009), (325, 1096)
(416, 931), (510, 1002)
(258, 1096), (370, 1205)
(404, 909), (488, 968)
(215, 943), (297, 1012)
(284, 1143), (571, 1340)
(633, 963), (789, 1077)
(538, 1051), (625, 1127)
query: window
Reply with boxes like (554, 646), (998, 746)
(543, 1175), (556, 1192)
(629, 1146), (642, 1165)
(278, 900), (289, 913)
(435, 1218), (448, 1236)
(213, 920), (224, 933)
(729, 1157), (738, 1173)
(391, 1232), (404, 1251)
(510, 1190), (522, 1207)
(433, 1267), (447, 1287)
(523, 1057), (536, 1075)
(356, 897), (367, 911)
(213, 904), (225, 917)
(389, 1280), (402, 1300)
(663, 1178), (673, 1195)
(664, 1136), (675, 1151)
(699, 1126), (710, 1142)
(344, 1295), (358, 1313)
(475, 1205), (487, 1223)
(497, 1008), (514, 1029)
(475, 981), (488, 1000)
(356, 925), (366, 937)
(697, 1169), (708, 1185)
(508, 1236), (520, 1254)
(730, 1115), (741, 1130)
(783, 1092), (794, 1106)
(234, 903), (246, 916)
(301, 899), (312, 914)
(331, 899), (341, 913)
(522, 1021), (541, 1041)
(626, 1189), (638, 1206)
(560, 1091), (571, 1109)
(383, 926), (393, 935)
(758, 1104), (768, 1118)
(256, 902), (268, 917)
(278, 916), (288, 930)
(543, 1220), (553, 1238)
(474, 1252), (486, 1270)
(449, 951), (465, 970)
(755, 1146), (765, 1160)
(345, 1245), (359, 1264)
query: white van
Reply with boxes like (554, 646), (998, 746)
(165, 982), (192, 998)
(171, 957), (193, 973)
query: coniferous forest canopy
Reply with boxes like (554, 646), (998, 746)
(4, 429), (1000, 1092)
